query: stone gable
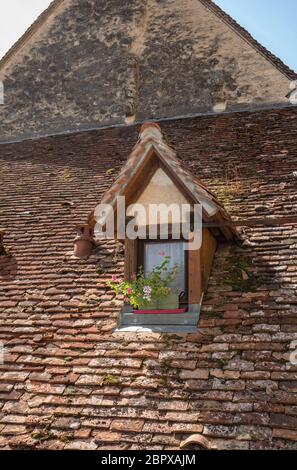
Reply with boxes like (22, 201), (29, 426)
(0, 0), (295, 142)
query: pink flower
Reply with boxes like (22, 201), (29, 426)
(124, 297), (129, 303)
(127, 287), (133, 295)
(159, 251), (166, 257)
(131, 273), (136, 281)
(111, 275), (118, 282)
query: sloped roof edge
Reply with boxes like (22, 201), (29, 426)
(0, 0), (65, 72)
(200, 0), (297, 80)
(1, 102), (296, 146)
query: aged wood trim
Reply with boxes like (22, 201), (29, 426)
(124, 238), (138, 281)
(188, 246), (202, 305)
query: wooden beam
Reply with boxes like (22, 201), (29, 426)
(124, 238), (138, 281)
(188, 246), (202, 305)
(201, 228), (217, 291)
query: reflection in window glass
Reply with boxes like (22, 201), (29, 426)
(144, 242), (186, 294)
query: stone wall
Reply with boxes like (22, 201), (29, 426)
(0, 0), (294, 142)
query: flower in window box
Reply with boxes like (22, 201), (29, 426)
(143, 285), (152, 302)
(106, 257), (179, 310)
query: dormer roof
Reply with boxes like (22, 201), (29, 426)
(91, 123), (238, 241)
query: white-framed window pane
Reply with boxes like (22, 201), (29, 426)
(144, 241), (186, 294)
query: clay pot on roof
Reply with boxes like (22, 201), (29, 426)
(74, 224), (95, 259)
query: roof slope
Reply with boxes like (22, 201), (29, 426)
(0, 0), (295, 143)
(1, 107), (297, 449)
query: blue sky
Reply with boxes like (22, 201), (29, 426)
(0, 0), (296, 73)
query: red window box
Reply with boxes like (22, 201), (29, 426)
(133, 308), (187, 314)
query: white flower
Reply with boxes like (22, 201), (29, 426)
(143, 285), (152, 302)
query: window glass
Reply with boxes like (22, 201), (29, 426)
(144, 241), (186, 294)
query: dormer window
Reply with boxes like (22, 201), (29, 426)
(90, 123), (238, 332)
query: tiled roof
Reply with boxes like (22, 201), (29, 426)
(0, 107), (297, 449)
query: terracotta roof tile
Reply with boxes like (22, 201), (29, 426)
(0, 107), (297, 449)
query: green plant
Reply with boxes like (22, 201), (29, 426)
(101, 374), (120, 386)
(61, 170), (73, 181)
(106, 256), (178, 309)
(221, 254), (262, 292)
(60, 434), (74, 443)
(160, 357), (172, 372)
(31, 430), (52, 442)
(96, 267), (106, 275)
